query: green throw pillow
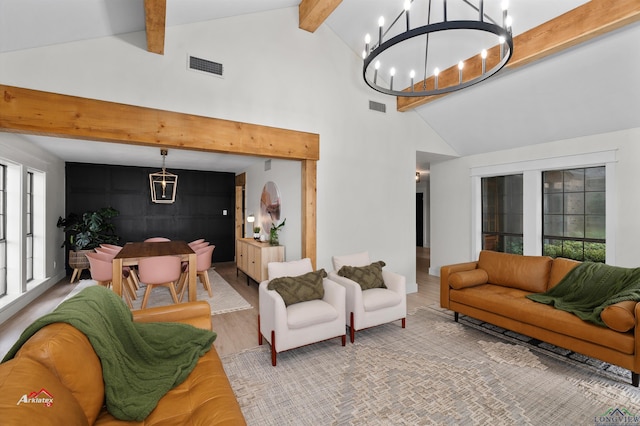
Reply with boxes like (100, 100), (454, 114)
(338, 261), (387, 290)
(267, 269), (327, 306)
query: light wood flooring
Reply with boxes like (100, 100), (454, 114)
(0, 252), (439, 359)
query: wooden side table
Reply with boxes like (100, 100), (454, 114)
(236, 238), (285, 284)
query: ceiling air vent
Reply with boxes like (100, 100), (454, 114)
(188, 55), (224, 78)
(369, 100), (386, 113)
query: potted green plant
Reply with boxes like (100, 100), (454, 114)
(269, 218), (286, 246)
(57, 207), (121, 270)
(253, 226), (261, 240)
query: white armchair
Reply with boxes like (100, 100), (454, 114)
(258, 258), (346, 366)
(328, 251), (406, 343)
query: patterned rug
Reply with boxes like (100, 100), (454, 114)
(221, 305), (640, 425)
(130, 268), (252, 315)
(68, 269), (252, 315)
(457, 313), (634, 383)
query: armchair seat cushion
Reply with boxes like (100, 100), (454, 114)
(363, 288), (403, 312)
(287, 299), (339, 330)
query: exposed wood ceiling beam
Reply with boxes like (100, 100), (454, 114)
(144, 0), (166, 55)
(299, 0), (342, 33)
(0, 85), (319, 161)
(0, 84), (319, 265)
(397, 0), (640, 112)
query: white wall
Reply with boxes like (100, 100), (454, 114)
(430, 127), (640, 275)
(0, 7), (457, 293)
(244, 159), (302, 261)
(0, 134), (66, 322)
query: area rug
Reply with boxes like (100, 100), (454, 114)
(66, 269), (252, 316)
(456, 312), (634, 383)
(221, 305), (640, 425)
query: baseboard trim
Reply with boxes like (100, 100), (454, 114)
(0, 271), (66, 324)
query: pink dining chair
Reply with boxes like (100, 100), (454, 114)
(178, 245), (215, 301)
(144, 237), (171, 242)
(137, 255), (182, 309)
(189, 241), (209, 252)
(94, 247), (139, 296)
(188, 239), (205, 248)
(85, 252), (134, 308)
(95, 246), (117, 258)
(99, 244), (140, 290)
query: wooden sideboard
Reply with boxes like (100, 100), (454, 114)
(236, 238), (285, 284)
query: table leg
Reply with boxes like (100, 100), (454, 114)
(188, 253), (197, 302)
(112, 258), (123, 298)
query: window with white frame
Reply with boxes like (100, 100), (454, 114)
(481, 174), (523, 254)
(26, 171), (34, 281)
(542, 166), (605, 262)
(471, 150), (615, 263)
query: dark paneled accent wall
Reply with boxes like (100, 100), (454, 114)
(65, 162), (236, 262)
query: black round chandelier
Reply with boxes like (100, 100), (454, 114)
(362, 0), (514, 97)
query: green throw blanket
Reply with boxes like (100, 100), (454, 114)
(1, 286), (217, 421)
(527, 262), (640, 327)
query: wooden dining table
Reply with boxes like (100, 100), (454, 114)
(112, 240), (197, 304)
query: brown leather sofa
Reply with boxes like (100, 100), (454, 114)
(0, 301), (246, 425)
(440, 250), (640, 386)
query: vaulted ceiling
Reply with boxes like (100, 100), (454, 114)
(1, 0), (639, 172)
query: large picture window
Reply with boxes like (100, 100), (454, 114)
(542, 166), (605, 262)
(481, 174), (523, 254)
(26, 171), (34, 282)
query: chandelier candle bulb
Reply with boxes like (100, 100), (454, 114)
(481, 49), (487, 74)
(364, 33), (370, 56)
(390, 67), (395, 91)
(410, 70), (415, 91)
(374, 60), (380, 83)
(434, 67), (440, 89)
(458, 61), (464, 84)
(404, 0), (411, 30)
(502, 0), (508, 28)
(378, 16), (384, 46)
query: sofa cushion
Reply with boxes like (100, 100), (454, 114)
(362, 288), (402, 312)
(338, 261), (387, 291)
(450, 285), (635, 355)
(548, 257), (581, 290)
(332, 251), (370, 270)
(14, 323), (104, 424)
(601, 300), (637, 332)
(268, 258), (313, 280)
(478, 250), (552, 293)
(0, 358), (89, 426)
(287, 298), (339, 329)
(450, 269), (489, 289)
(94, 347), (246, 425)
(267, 269), (326, 306)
